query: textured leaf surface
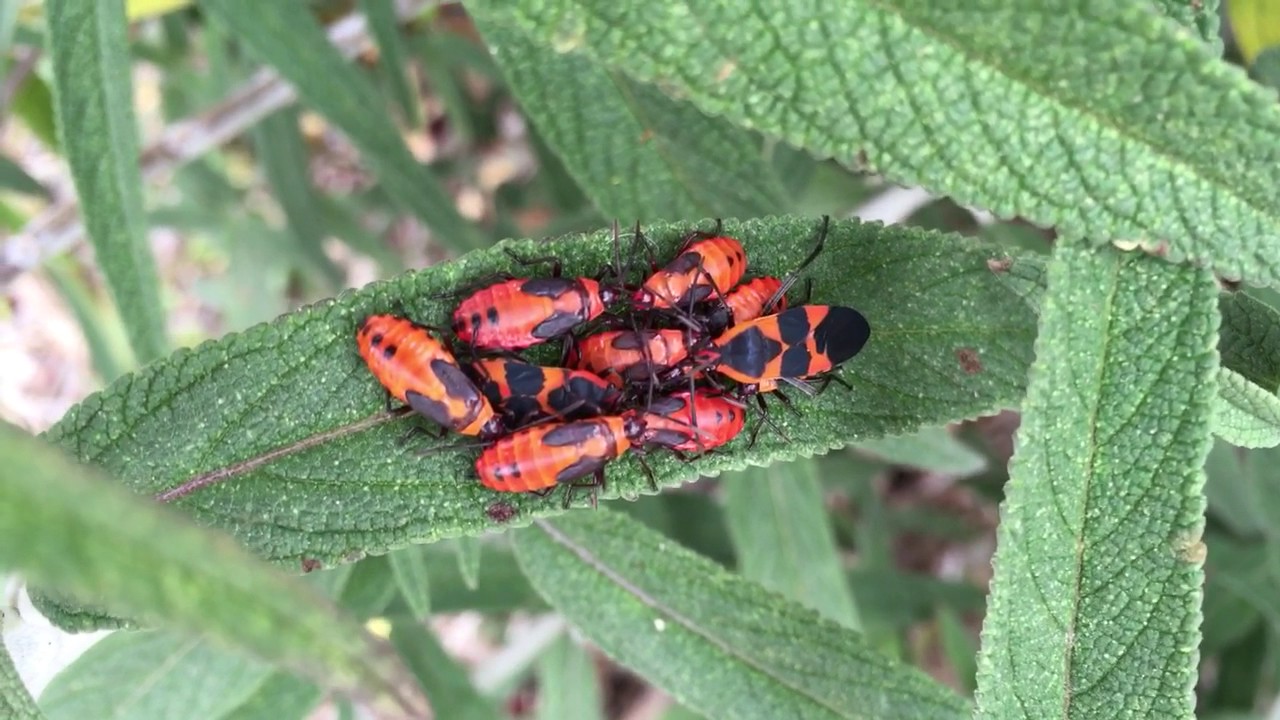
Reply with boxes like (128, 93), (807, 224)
(1219, 292), (1280, 393)
(47, 0), (167, 362)
(973, 241), (1217, 718)
(0, 424), (425, 717)
(723, 461), (860, 629)
(0, 636), (41, 720)
(199, 0), (485, 253)
(514, 509), (969, 720)
(1212, 367), (1280, 448)
(469, 0), (1280, 287)
(388, 545), (432, 619)
(44, 218), (1041, 585)
(853, 426), (987, 475)
(474, 14), (789, 220)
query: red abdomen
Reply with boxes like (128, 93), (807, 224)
(476, 417), (631, 493)
(635, 236), (747, 310)
(452, 278), (604, 351)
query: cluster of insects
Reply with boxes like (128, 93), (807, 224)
(356, 216), (871, 507)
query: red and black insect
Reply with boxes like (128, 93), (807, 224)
(468, 357), (622, 428)
(568, 328), (691, 389)
(632, 223), (747, 311)
(451, 251), (619, 352)
(475, 415), (650, 506)
(628, 389), (746, 455)
(357, 314), (503, 438)
(696, 305), (871, 392)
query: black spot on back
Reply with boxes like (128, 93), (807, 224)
(382, 344), (397, 359)
(813, 306), (871, 366)
(505, 397), (542, 426)
(611, 331), (647, 351)
(520, 277), (577, 298)
(543, 420), (605, 447)
(405, 390), (456, 430)
(556, 456), (609, 485)
(486, 306), (500, 326)
(667, 252), (702, 274)
(779, 344), (813, 378)
(776, 307), (811, 345)
(430, 359), (484, 421)
(717, 327), (782, 380)
(504, 362), (548, 396)
(469, 312), (482, 331)
(371, 332), (384, 347)
(532, 310), (585, 339)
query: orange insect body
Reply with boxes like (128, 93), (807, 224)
(633, 235), (747, 310)
(570, 329), (690, 388)
(452, 277), (611, 351)
(469, 357), (621, 427)
(703, 305), (870, 385)
(357, 314), (500, 438)
(476, 416), (641, 493)
(724, 276), (787, 326)
(630, 389), (745, 452)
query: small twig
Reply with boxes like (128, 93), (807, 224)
(0, 0), (434, 288)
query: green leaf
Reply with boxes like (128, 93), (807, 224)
(935, 607), (977, 696)
(849, 569), (986, 636)
(973, 241), (1218, 718)
(0, 156), (48, 199)
(388, 545), (432, 619)
(454, 536), (483, 592)
(472, 14), (790, 219)
(199, 0), (486, 253)
(0, 424), (426, 717)
(424, 541), (546, 614)
(536, 636), (604, 720)
(515, 509), (969, 719)
(722, 460), (861, 629)
(853, 426), (987, 475)
(43, 217), (1040, 595)
(46, 0), (167, 362)
(220, 673), (321, 720)
(0, 633), (41, 720)
(389, 619), (499, 720)
(44, 257), (133, 383)
(253, 107), (345, 290)
(12, 72), (59, 151)
(360, 0), (421, 127)
(469, 0), (1280, 288)
(1219, 291), (1280, 393)
(1212, 367), (1280, 448)
(1204, 441), (1280, 540)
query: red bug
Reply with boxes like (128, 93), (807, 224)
(357, 314), (503, 438)
(632, 224), (747, 311)
(468, 357), (622, 428)
(475, 415), (651, 506)
(696, 305), (871, 392)
(451, 251), (619, 351)
(568, 328), (691, 389)
(628, 389), (746, 455)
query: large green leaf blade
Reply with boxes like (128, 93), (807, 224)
(199, 0), (486, 253)
(973, 241), (1217, 718)
(474, 15), (790, 220)
(46, 0), (167, 362)
(0, 424), (427, 718)
(1212, 367), (1280, 448)
(40, 218), (1039, 596)
(514, 509), (969, 720)
(469, 0), (1280, 287)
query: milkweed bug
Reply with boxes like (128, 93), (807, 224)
(632, 223), (747, 311)
(451, 250), (620, 352)
(357, 314), (503, 438)
(628, 389), (746, 455)
(475, 415), (652, 507)
(468, 357), (622, 428)
(568, 328), (691, 389)
(695, 305), (871, 391)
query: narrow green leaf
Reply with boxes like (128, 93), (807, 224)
(44, 258), (133, 383)
(1219, 291), (1280, 393)
(536, 636), (604, 720)
(424, 541), (546, 614)
(1213, 367), (1280, 448)
(1206, 621), (1268, 711)
(42, 218), (1040, 594)
(0, 634), (42, 720)
(0, 424), (427, 717)
(722, 460), (860, 629)
(974, 242), (1218, 718)
(849, 568), (986, 635)
(515, 509), (969, 720)
(471, 0), (1280, 288)
(220, 673), (322, 720)
(11, 73), (59, 151)
(454, 536), (483, 592)
(389, 619), (499, 720)
(472, 14), (790, 219)
(360, 0), (422, 127)
(935, 607), (977, 696)
(388, 545), (432, 619)
(337, 556), (398, 619)
(200, 0), (486, 253)
(46, 0), (167, 362)
(854, 427), (987, 476)
(253, 107), (345, 289)
(0, 156), (48, 199)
